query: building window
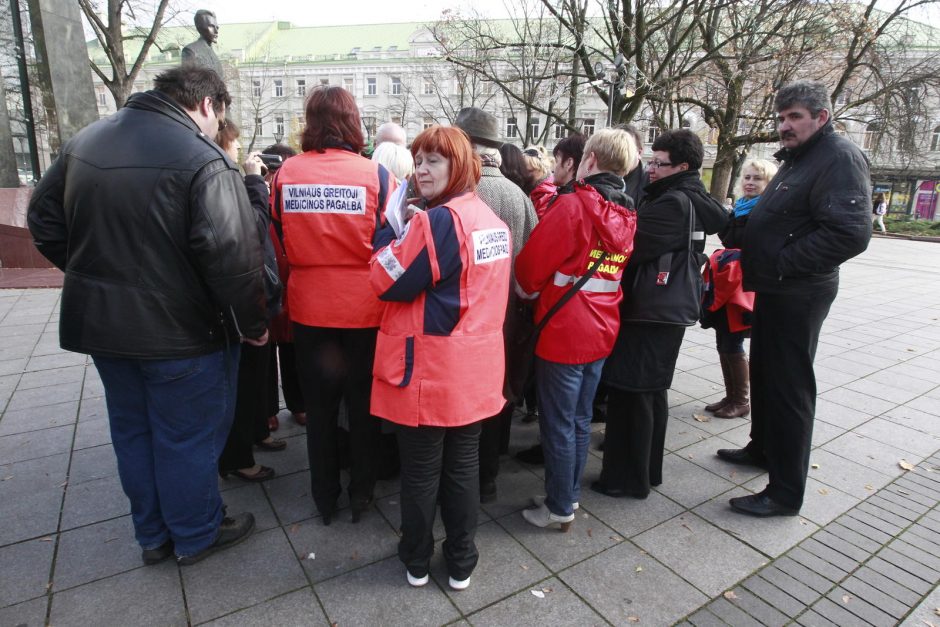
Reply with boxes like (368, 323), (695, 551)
(506, 117), (518, 138)
(255, 117), (263, 136)
(296, 79), (306, 97)
(423, 77), (434, 96)
(529, 117), (540, 138)
(97, 92), (107, 106)
(252, 79), (262, 98)
(930, 125), (940, 152)
(391, 76), (402, 96)
(580, 118), (596, 137)
(343, 77), (354, 92)
(706, 127), (719, 145)
(362, 116), (377, 137)
(554, 122), (565, 139)
(275, 115), (285, 138)
(646, 125), (659, 144)
(835, 89), (849, 106)
(320, 77), (329, 86)
(863, 122), (880, 151)
(423, 117), (434, 130)
(296, 116), (304, 132)
(366, 77), (377, 96)
(834, 122), (847, 137)
(274, 80), (284, 98)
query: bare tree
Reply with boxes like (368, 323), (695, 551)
(237, 45), (285, 153)
(79, 0), (177, 109)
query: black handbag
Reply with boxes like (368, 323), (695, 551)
(621, 193), (704, 326)
(504, 252), (610, 401)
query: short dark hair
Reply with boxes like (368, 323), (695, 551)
(194, 9), (216, 28)
(651, 129), (704, 171)
(301, 86), (364, 153)
(775, 80), (831, 118)
(616, 123), (644, 155)
(216, 120), (240, 152)
(553, 133), (586, 171)
(153, 66), (230, 116)
(262, 143), (297, 159)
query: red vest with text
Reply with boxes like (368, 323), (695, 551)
(369, 193), (511, 427)
(272, 148), (393, 328)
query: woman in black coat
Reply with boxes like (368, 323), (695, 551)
(593, 129), (728, 498)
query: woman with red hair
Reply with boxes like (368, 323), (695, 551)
(271, 86), (396, 525)
(370, 126), (511, 591)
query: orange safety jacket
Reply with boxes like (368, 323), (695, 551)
(369, 192), (511, 428)
(271, 148), (396, 328)
(702, 248), (754, 333)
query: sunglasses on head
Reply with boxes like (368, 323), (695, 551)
(523, 148), (540, 157)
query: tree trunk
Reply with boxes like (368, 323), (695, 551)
(709, 137), (737, 201)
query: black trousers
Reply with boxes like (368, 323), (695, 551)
(396, 421), (481, 580)
(294, 324), (380, 516)
(598, 388), (668, 497)
(266, 341), (305, 415)
(479, 402), (513, 486)
(745, 288), (836, 509)
(219, 343), (271, 473)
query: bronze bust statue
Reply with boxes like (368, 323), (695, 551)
(181, 10), (224, 79)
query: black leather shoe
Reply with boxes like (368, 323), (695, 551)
(729, 493), (799, 517)
(589, 481), (648, 499)
(223, 465), (276, 482)
(176, 513), (255, 565)
(255, 438), (287, 452)
(350, 495), (373, 523)
(141, 539), (174, 565)
(716, 448), (767, 469)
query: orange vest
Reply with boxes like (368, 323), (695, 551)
(272, 148), (393, 328)
(370, 193), (511, 427)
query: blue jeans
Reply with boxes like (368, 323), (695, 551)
(536, 357), (605, 517)
(92, 346), (239, 557)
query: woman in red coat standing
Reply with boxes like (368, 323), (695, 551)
(271, 86), (396, 525)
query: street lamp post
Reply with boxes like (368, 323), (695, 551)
(594, 54), (627, 129)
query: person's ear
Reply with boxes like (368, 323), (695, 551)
(199, 97), (214, 118)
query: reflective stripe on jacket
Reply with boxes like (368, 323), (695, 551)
(369, 192), (511, 427)
(272, 148), (395, 328)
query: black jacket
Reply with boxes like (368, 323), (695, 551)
(27, 90), (267, 358)
(583, 171), (633, 209)
(742, 124), (872, 294)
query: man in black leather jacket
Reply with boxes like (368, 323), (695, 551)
(718, 80), (872, 517)
(28, 67), (268, 564)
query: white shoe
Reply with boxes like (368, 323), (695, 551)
(448, 576), (470, 590)
(522, 503), (575, 532)
(531, 495), (579, 511)
(406, 570), (429, 587)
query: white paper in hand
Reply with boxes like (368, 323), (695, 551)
(384, 180), (410, 238)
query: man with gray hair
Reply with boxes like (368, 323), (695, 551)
(717, 80), (871, 517)
(375, 122), (407, 147)
(454, 106), (538, 503)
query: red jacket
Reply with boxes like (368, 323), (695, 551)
(369, 192), (511, 427)
(271, 148), (396, 328)
(515, 181), (636, 364)
(702, 248), (754, 333)
(530, 178), (557, 219)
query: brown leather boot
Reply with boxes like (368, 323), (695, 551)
(714, 353), (750, 418)
(705, 353), (733, 412)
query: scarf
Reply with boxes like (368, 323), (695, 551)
(734, 195), (760, 218)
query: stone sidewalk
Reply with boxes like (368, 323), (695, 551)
(1, 236), (938, 626)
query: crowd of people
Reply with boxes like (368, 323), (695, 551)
(27, 65), (872, 587)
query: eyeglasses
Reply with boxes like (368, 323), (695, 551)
(523, 148), (540, 157)
(648, 159), (674, 169)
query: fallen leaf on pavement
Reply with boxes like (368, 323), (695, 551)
(531, 590), (545, 599)
(38, 537), (52, 542)
(693, 414), (710, 423)
(842, 594), (853, 604)
(306, 552), (316, 560)
(900, 460), (916, 471)
(542, 587), (553, 593)
(627, 617), (640, 623)
(799, 519), (808, 526)
(635, 566), (643, 572)
(521, 564), (529, 570)
(818, 488), (829, 495)
(865, 485), (875, 491)
(811, 463), (820, 469)
(897, 489), (911, 496)
(935, 607), (940, 616)
(723, 590), (738, 600)
(289, 524), (300, 533)
(681, 523), (693, 532)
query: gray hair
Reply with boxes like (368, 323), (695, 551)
(473, 144), (501, 166)
(371, 142), (414, 180)
(775, 80), (831, 118)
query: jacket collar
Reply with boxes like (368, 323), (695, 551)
(773, 121), (834, 162)
(125, 90), (205, 135)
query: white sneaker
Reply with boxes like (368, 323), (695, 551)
(531, 495), (579, 511)
(522, 503), (575, 532)
(406, 570), (429, 587)
(448, 576), (470, 590)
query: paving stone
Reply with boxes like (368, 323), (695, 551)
(826, 586), (896, 626)
(823, 521), (883, 555)
(898, 582), (940, 627)
(856, 501), (911, 531)
(182, 528), (308, 624)
(882, 405), (940, 438)
(577, 484), (684, 539)
(0, 424), (74, 465)
(15, 365), (85, 391)
(24, 352), (87, 373)
(843, 573), (918, 617)
(799, 538), (860, 576)
(845, 509), (904, 538)
(664, 421), (711, 452)
(868, 493), (927, 523)
(0, 400), (79, 436)
(497, 505), (621, 572)
(786, 545), (849, 584)
(806, 449), (892, 499)
(687, 607), (725, 626)
(466, 576), (605, 626)
(905, 522), (940, 549)
(674, 436), (767, 485)
(6, 381), (82, 412)
(316, 555), (460, 626)
(67, 444), (118, 486)
(60, 473), (129, 531)
(739, 574), (805, 618)
(773, 556), (836, 596)
(655, 454), (736, 508)
(889, 539), (940, 573)
(833, 512), (893, 545)
(0, 538), (55, 607)
(759, 566), (821, 605)
(899, 527), (940, 561)
(200, 589), (328, 626)
(560, 540), (707, 625)
(757, 477), (859, 528)
(72, 416), (111, 450)
(813, 398), (874, 430)
(218, 483), (280, 533)
(634, 512), (766, 597)
(77, 396), (107, 423)
(50, 561), (184, 627)
(694, 487), (817, 558)
(262, 471), (319, 526)
(429, 521), (551, 615)
(0, 453), (68, 546)
(0, 357), (27, 378)
(795, 608), (839, 627)
(854, 417), (940, 457)
(52, 515), (143, 591)
(821, 432), (916, 480)
(707, 597), (763, 626)
(819, 387), (898, 417)
(811, 597), (871, 627)
(374, 492), (445, 541)
(877, 547), (939, 585)
(864, 556), (933, 596)
(897, 473), (940, 500)
(0, 595), (48, 627)
(478, 459), (547, 520)
(285, 509), (399, 584)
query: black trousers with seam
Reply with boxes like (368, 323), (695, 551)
(219, 342), (271, 473)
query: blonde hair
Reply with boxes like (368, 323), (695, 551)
(733, 159), (778, 198)
(583, 128), (637, 177)
(522, 146), (552, 180)
(372, 142), (415, 180)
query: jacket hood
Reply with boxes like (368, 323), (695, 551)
(644, 170), (729, 235)
(125, 90), (204, 135)
(577, 176), (636, 253)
